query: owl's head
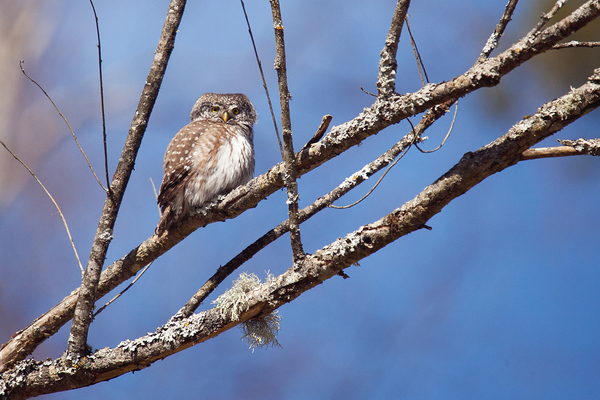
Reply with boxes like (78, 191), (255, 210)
(190, 93), (257, 127)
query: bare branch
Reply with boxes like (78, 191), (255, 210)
(557, 138), (600, 155)
(89, 0), (110, 190)
(520, 146), (579, 160)
(529, 0), (567, 36)
(19, 61), (107, 192)
(376, 0), (411, 96)
(67, 0), (188, 357)
(477, 0), (520, 62)
(240, 0), (284, 159)
(551, 40), (600, 49)
(405, 17), (429, 85)
(0, 140), (84, 275)
(270, 0), (305, 262)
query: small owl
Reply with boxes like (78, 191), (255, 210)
(155, 93), (257, 235)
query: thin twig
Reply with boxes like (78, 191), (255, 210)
(147, 174), (162, 341)
(551, 40), (600, 49)
(0, 140), (84, 275)
(89, 0), (110, 191)
(521, 138), (600, 159)
(360, 87), (377, 97)
(270, 0), (305, 262)
(19, 61), (108, 193)
(240, 0), (284, 160)
(528, 0), (566, 37)
(477, 0), (520, 63)
(520, 146), (579, 160)
(414, 100), (458, 153)
(405, 17), (429, 85)
(328, 136), (413, 210)
(93, 262), (154, 317)
(330, 99), (457, 208)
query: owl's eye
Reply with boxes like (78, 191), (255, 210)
(211, 106), (219, 113)
(231, 108), (240, 115)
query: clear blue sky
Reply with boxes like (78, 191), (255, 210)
(1, 1), (600, 399)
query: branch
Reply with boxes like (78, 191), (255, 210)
(4, 68), (600, 399)
(19, 61), (107, 193)
(240, 0), (284, 159)
(557, 138), (600, 155)
(551, 40), (600, 49)
(67, 0), (187, 356)
(519, 139), (600, 160)
(477, 0), (520, 62)
(3, 0), (600, 372)
(270, 0), (304, 261)
(376, 0), (410, 96)
(0, 140), (84, 274)
(89, 0), (110, 190)
(529, 0), (567, 36)
(520, 145), (578, 160)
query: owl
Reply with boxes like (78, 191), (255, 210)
(155, 93), (257, 235)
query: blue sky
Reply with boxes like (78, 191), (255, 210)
(1, 1), (600, 399)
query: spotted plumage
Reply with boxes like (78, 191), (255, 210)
(155, 93), (256, 235)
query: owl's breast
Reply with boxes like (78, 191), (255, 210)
(186, 128), (255, 207)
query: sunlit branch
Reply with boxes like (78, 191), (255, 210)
(270, 0), (305, 262)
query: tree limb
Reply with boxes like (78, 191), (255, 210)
(270, 0), (304, 262)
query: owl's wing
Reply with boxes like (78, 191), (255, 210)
(157, 163), (194, 211)
(157, 122), (204, 212)
(156, 155), (196, 235)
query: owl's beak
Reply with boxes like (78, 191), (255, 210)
(221, 111), (229, 123)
